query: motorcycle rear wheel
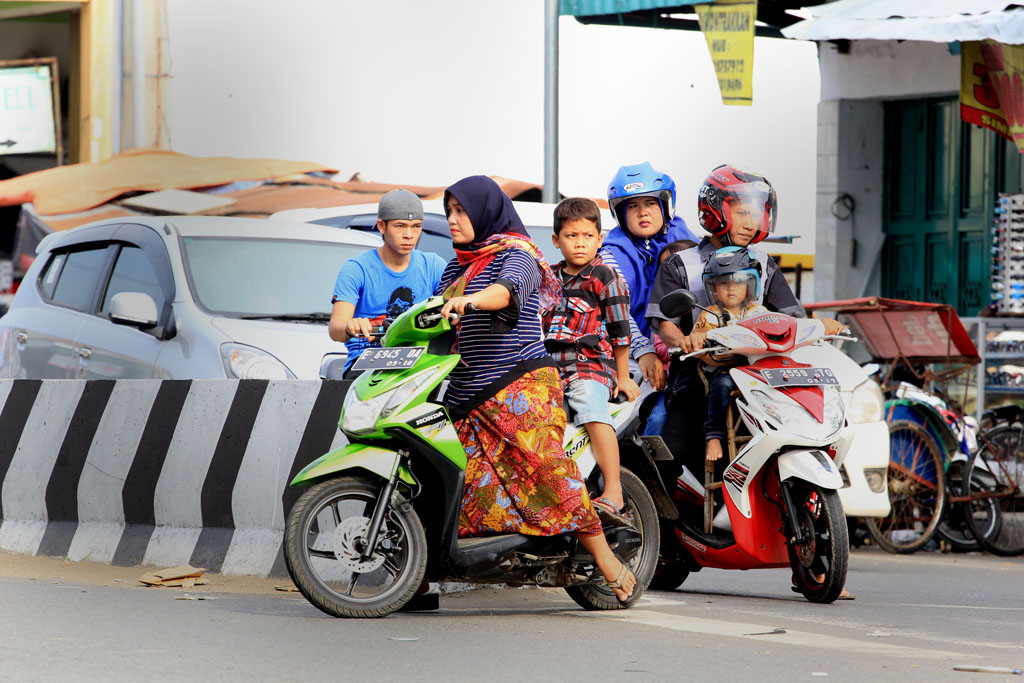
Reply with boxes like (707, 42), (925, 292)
(788, 482), (849, 604)
(565, 468), (659, 610)
(284, 476), (427, 618)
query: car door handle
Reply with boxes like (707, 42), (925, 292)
(78, 347), (92, 359)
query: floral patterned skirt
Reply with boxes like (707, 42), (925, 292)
(456, 366), (602, 538)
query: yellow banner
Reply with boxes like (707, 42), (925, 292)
(960, 40), (1024, 152)
(695, 0), (756, 106)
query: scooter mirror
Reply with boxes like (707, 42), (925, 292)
(659, 289), (699, 319)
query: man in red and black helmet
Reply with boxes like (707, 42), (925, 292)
(645, 165), (842, 474)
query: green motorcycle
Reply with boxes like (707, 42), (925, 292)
(284, 296), (661, 618)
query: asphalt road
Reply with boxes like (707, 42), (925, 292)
(1, 547), (1022, 682)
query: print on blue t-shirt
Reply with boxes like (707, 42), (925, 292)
(332, 249), (447, 370)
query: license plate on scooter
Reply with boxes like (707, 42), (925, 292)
(352, 347), (425, 371)
(760, 367), (839, 387)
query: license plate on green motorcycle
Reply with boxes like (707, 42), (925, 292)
(760, 367), (839, 387)
(353, 347), (425, 370)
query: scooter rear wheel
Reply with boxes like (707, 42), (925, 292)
(284, 476), (427, 618)
(788, 482), (849, 604)
(565, 468), (658, 610)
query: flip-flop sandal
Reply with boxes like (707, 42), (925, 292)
(607, 560), (640, 604)
(592, 497), (632, 526)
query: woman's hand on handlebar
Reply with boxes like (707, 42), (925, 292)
(440, 296), (478, 319)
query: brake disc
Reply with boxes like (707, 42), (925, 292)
(332, 516), (387, 572)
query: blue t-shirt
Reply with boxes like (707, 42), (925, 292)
(332, 249), (447, 370)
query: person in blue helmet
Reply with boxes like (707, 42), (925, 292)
(600, 162), (699, 392)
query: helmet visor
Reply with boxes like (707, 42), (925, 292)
(706, 272), (757, 304)
(724, 183), (776, 237)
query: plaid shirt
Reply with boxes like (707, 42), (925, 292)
(543, 256), (632, 390)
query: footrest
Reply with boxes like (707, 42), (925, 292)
(638, 435), (675, 462)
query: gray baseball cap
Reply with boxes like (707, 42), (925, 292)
(377, 189), (424, 221)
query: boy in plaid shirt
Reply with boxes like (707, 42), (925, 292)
(544, 198), (641, 525)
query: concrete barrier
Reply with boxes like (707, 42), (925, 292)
(0, 379), (350, 577)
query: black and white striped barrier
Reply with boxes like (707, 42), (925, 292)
(0, 379), (350, 577)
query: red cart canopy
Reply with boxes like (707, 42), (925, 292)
(804, 296), (979, 364)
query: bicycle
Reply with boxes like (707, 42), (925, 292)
(961, 406), (1024, 556)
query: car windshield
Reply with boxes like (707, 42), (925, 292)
(181, 236), (367, 316)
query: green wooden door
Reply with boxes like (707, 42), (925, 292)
(882, 97), (1023, 315)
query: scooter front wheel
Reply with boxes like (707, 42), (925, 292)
(788, 481), (849, 604)
(284, 476), (427, 618)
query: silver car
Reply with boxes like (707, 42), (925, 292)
(0, 216), (382, 379)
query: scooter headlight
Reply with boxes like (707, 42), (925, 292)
(752, 387), (844, 440)
(847, 378), (884, 424)
(342, 386), (392, 434)
(341, 367), (440, 435)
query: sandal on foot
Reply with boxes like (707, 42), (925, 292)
(592, 497), (632, 526)
(607, 561), (638, 604)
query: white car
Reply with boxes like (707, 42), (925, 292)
(0, 216), (381, 379)
(271, 199), (616, 266)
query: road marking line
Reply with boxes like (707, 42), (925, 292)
(574, 610), (977, 660)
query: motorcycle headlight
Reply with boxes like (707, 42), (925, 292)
(847, 378), (884, 424)
(752, 387), (844, 440)
(342, 386), (392, 434)
(822, 386), (845, 436)
(220, 343), (295, 379)
(341, 367), (439, 435)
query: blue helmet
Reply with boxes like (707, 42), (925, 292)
(607, 162), (676, 231)
(703, 246), (762, 306)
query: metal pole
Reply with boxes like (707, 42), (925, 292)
(543, 0), (558, 203)
(132, 0), (146, 149)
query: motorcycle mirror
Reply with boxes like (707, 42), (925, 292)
(861, 362), (880, 376)
(659, 289), (699, 318)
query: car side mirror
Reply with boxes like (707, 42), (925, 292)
(659, 288), (698, 319)
(109, 292), (159, 329)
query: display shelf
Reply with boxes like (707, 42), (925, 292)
(985, 386), (1024, 394)
(964, 315), (1024, 420)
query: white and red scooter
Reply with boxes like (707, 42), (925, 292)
(655, 289), (854, 603)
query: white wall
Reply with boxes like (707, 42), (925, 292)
(818, 39), (959, 102)
(164, 0), (820, 256)
(813, 39), (959, 302)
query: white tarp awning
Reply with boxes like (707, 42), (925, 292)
(782, 0), (1024, 44)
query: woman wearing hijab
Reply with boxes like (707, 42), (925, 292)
(436, 175), (638, 604)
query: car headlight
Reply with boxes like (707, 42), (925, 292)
(220, 343), (295, 379)
(342, 367), (439, 434)
(847, 378), (884, 424)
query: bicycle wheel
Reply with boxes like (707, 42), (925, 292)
(935, 459), (982, 553)
(865, 420), (947, 554)
(964, 425), (1024, 556)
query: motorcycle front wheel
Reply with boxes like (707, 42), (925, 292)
(565, 467), (659, 610)
(788, 481), (849, 604)
(284, 476), (427, 618)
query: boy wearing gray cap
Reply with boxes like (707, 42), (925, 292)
(329, 188), (447, 373)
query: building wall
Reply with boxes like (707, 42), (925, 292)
(814, 40), (958, 302)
